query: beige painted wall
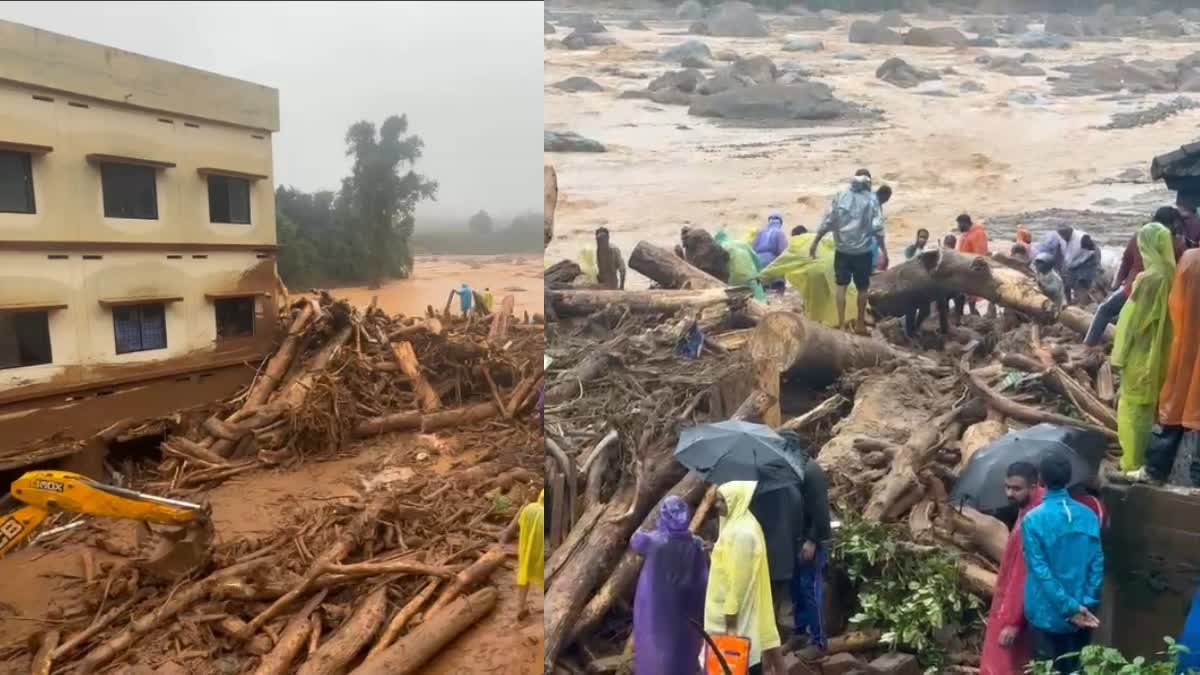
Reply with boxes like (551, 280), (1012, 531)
(0, 19), (279, 132)
(0, 250), (279, 396)
(0, 80), (276, 246)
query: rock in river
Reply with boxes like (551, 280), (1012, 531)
(552, 76), (604, 93)
(875, 57), (940, 89)
(849, 20), (902, 45)
(661, 39), (712, 63)
(783, 37), (824, 52)
(903, 26), (968, 48)
(676, 0), (706, 21)
(544, 131), (606, 153)
(706, 1), (769, 38)
(688, 83), (854, 122)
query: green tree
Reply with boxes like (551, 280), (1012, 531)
(468, 209), (494, 235)
(342, 115), (438, 288)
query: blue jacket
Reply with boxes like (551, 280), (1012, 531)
(1021, 489), (1104, 634)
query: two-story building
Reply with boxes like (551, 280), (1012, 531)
(0, 20), (285, 471)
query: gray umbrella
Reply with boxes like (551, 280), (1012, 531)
(673, 420), (800, 493)
(950, 423), (1108, 512)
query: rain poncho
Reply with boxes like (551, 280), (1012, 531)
(759, 233), (858, 327)
(456, 284), (474, 313)
(753, 214), (789, 267)
(1113, 222), (1177, 470)
(715, 230), (766, 301)
(981, 488), (1045, 675)
(516, 491), (544, 588)
(704, 481), (781, 668)
(1159, 250), (1200, 430)
(630, 496), (708, 675)
(1021, 489), (1104, 635)
(816, 179), (882, 255)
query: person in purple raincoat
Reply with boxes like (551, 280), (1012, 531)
(630, 495), (709, 675)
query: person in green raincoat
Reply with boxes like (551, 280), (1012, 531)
(716, 230), (767, 301)
(1113, 218), (1178, 472)
(757, 232), (858, 327)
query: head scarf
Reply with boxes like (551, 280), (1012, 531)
(1016, 225), (1032, 246)
(1113, 221), (1177, 403)
(658, 495), (692, 536)
(718, 481), (756, 527)
(767, 213), (783, 228)
(1158, 249), (1200, 428)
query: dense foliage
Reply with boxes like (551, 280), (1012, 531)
(275, 115), (437, 290)
(831, 517), (983, 669)
(1028, 638), (1195, 674)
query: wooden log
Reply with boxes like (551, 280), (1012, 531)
(778, 394), (847, 432)
(1096, 360), (1115, 404)
(350, 587), (499, 675)
(1048, 365), (1118, 430)
(959, 420), (1008, 471)
(352, 401), (500, 438)
(202, 415), (243, 442)
(488, 295), (515, 340)
(321, 561), (458, 578)
(79, 559), (267, 672)
(864, 408), (961, 522)
(628, 240), (726, 290)
(246, 299), (318, 407)
(545, 165), (557, 247)
(545, 345), (622, 406)
(547, 287), (750, 318)
(868, 249), (1057, 322)
(297, 585), (389, 675)
(960, 560), (999, 598)
(962, 367), (1117, 440)
(749, 311), (906, 385)
(945, 507), (1008, 565)
(30, 629), (59, 675)
(1061, 306), (1113, 343)
(367, 579), (440, 659)
(826, 630), (882, 654)
(390, 341), (442, 412)
(429, 545), (510, 614)
(252, 590), (328, 675)
(388, 317), (443, 340)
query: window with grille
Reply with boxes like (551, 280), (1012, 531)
(0, 151), (35, 214)
(0, 311), (52, 369)
(207, 175), (251, 224)
(101, 163), (158, 219)
(214, 296), (255, 339)
(113, 304), (167, 354)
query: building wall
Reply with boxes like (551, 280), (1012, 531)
(0, 80), (276, 246)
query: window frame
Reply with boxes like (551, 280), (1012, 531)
(207, 174), (252, 225)
(100, 162), (159, 220)
(0, 150), (36, 215)
(0, 310), (53, 370)
(112, 303), (168, 355)
(213, 295), (256, 340)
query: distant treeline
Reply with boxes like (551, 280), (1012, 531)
(411, 211), (544, 255)
(682, 0), (1192, 12)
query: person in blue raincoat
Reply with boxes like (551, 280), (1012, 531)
(455, 283), (474, 316)
(1021, 453), (1104, 674)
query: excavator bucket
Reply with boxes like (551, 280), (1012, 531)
(136, 518), (215, 580)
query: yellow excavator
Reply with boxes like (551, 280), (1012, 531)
(0, 470), (214, 579)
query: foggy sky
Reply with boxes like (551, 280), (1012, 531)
(0, 1), (543, 223)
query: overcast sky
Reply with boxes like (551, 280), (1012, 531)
(0, 1), (543, 223)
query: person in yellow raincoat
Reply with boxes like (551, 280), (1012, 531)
(757, 233), (858, 327)
(716, 230), (767, 301)
(515, 490), (544, 620)
(705, 481), (782, 675)
(1113, 221), (1177, 472)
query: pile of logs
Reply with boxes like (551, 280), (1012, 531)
(150, 292), (544, 495)
(544, 240), (1122, 673)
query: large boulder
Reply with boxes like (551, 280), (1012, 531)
(688, 20), (710, 35)
(1149, 11), (1184, 38)
(1000, 15), (1029, 34)
(661, 39), (712, 63)
(1015, 31), (1072, 49)
(552, 76), (604, 93)
(729, 55), (779, 84)
(1178, 53), (1200, 92)
(1053, 57), (1175, 96)
(687, 82), (855, 122)
(986, 55), (1045, 76)
(649, 68), (705, 93)
(792, 15), (835, 31)
(706, 1), (769, 38)
(964, 17), (997, 37)
(626, 19), (651, 31)
(563, 31), (618, 50)
(697, 70), (756, 95)
(875, 57), (941, 88)
(675, 0), (706, 21)
(879, 10), (909, 28)
(1044, 14), (1082, 37)
(544, 131), (606, 153)
(563, 14), (606, 34)
(849, 20), (902, 45)
(904, 26), (968, 47)
(783, 36), (824, 52)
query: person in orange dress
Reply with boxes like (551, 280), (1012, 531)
(956, 213), (990, 316)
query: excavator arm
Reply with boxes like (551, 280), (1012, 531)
(1, 470), (213, 578)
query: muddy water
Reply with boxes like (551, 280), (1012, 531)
(545, 10), (1200, 286)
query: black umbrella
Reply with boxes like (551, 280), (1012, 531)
(950, 423), (1108, 512)
(673, 420), (801, 493)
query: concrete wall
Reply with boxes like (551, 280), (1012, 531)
(0, 19), (279, 132)
(0, 80), (276, 247)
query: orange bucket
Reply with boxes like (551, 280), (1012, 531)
(705, 634), (751, 675)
